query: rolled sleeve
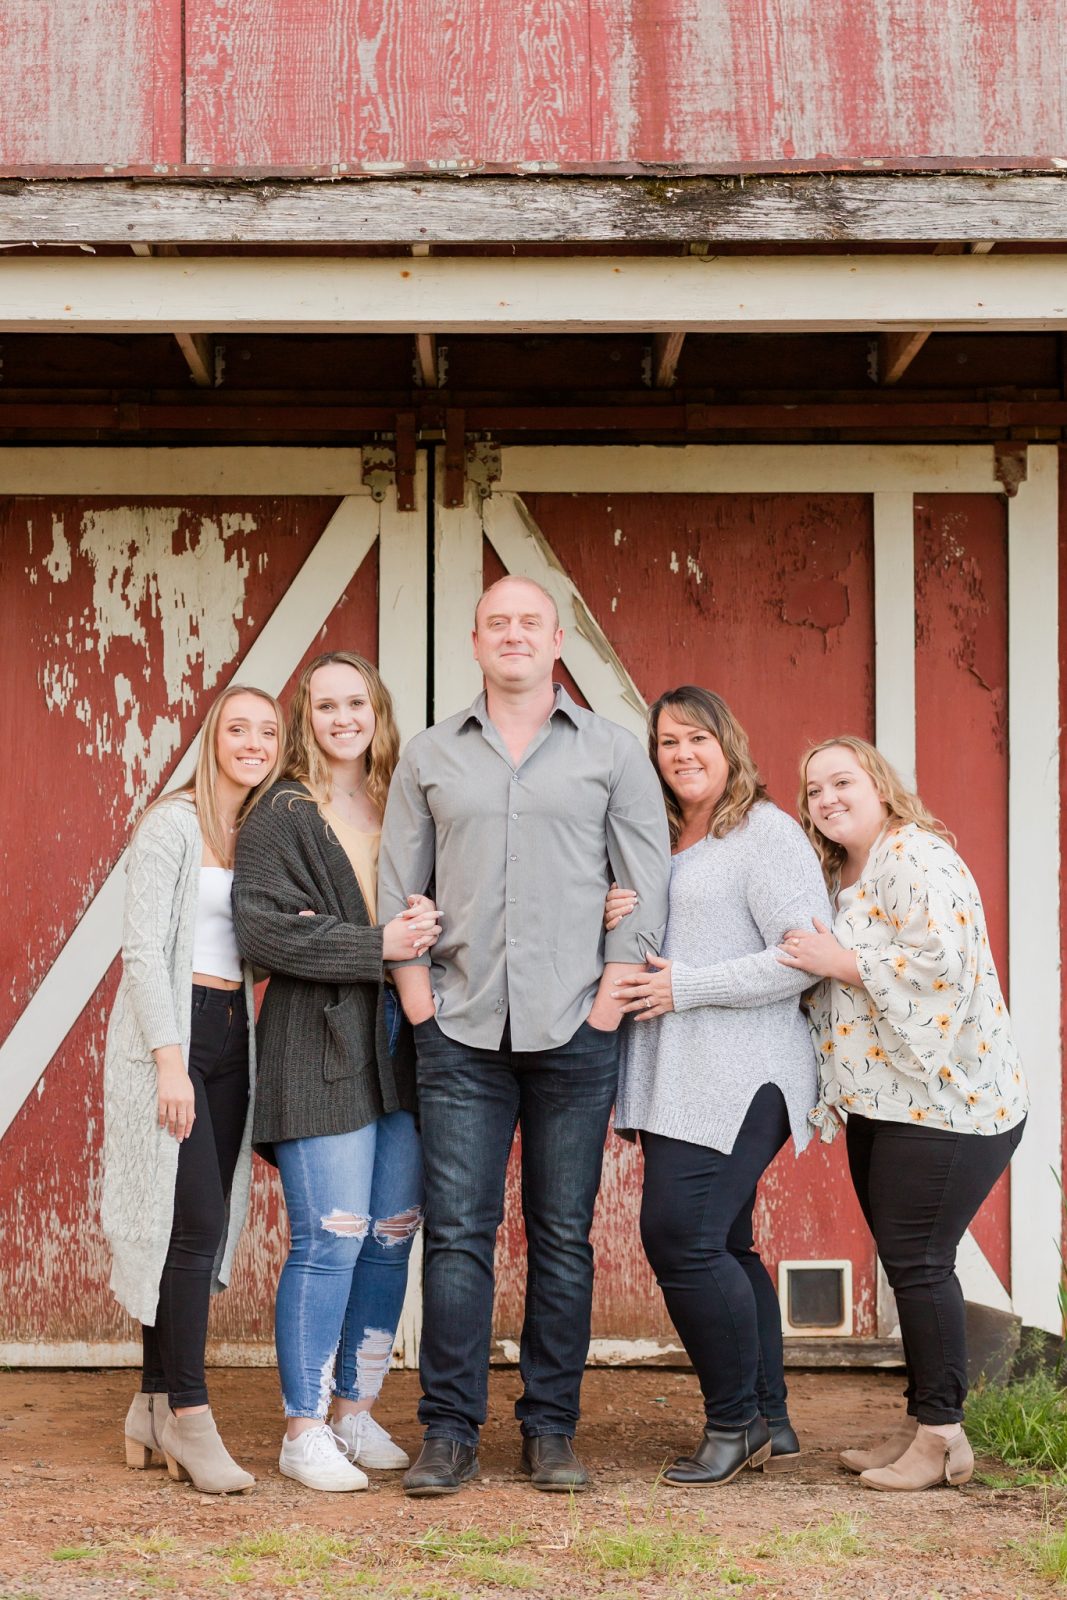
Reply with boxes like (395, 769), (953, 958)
(603, 733), (670, 964)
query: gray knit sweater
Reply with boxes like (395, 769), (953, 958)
(101, 797), (256, 1325)
(615, 802), (831, 1155)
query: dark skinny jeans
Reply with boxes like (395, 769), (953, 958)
(640, 1083), (791, 1431)
(141, 985), (250, 1409)
(846, 1111), (1024, 1424)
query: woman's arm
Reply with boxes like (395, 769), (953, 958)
(121, 805), (189, 1052)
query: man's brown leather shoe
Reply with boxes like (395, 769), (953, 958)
(403, 1438), (480, 1497)
(520, 1434), (590, 1492)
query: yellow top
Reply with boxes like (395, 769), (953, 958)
(324, 807), (380, 923)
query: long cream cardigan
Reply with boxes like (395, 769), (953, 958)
(100, 796), (256, 1325)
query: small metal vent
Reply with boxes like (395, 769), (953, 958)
(777, 1260), (853, 1337)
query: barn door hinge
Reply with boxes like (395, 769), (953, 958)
(466, 439), (502, 503)
(361, 445), (396, 503)
(993, 441), (1028, 498)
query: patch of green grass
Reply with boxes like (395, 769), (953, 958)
(412, 1525), (530, 1559)
(576, 1520), (751, 1584)
(1024, 1523), (1067, 1584)
(210, 1530), (367, 1586)
(966, 1372), (1067, 1478)
(748, 1512), (868, 1565)
(111, 1529), (182, 1559)
(50, 1545), (100, 1562)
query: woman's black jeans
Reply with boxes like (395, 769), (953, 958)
(846, 1111), (1025, 1425)
(641, 1083), (791, 1431)
(141, 985), (250, 1409)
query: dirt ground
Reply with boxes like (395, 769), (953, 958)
(0, 1366), (1058, 1600)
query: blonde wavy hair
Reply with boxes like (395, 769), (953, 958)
(798, 735), (954, 882)
(286, 651), (399, 820)
(649, 686), (768, 846)
(137, 683), (286, 867)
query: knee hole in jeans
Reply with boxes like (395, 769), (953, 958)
(372, 1206), (423, 1247)
(319, 1210), (370, 1239)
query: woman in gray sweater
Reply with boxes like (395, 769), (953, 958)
(609, 686), (829, 1486)
(232, 651), (438, 1494)
(103, 682), (286, 1494)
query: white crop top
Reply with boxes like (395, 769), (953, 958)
(192, 868), (242, 982)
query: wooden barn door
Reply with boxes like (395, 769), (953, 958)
(0, 451), (427, 1363)
(434, 444), (1059, 1356)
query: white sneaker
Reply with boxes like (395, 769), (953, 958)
(331, 1410), (410, 1470)
(278, 1424), (369, 1492)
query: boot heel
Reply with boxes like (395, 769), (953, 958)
(756, 1451), (800, 1473)
(125, 1437), (154, 1469)
(164, 1451), (191, 1482)
(749, 1441), (772, 1469)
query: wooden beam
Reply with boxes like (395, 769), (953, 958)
(414, 332), (438, 387)
(878, 241), (997, 384)
(1, 252), (1064, 335)
(4, 176), (1067, 247)
(651, 332), (686, 388)
(128, 241), (215, 386)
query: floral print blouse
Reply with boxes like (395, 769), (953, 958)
(807, 823), (1028, 1142)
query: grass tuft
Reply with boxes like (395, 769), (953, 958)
(1024, 1523), (1067, 1584)
(576, 1519), (751, 1584)
(412, 1526), (530, 1559)
(966, 1372), (1067, 1478)
(50, 1545), (99, 1562)
(748, 1512), (868, 1565)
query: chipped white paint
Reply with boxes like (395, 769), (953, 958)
(45, 519), (71, 582)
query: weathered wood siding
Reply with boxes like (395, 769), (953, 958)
(2, 0), (1064, 174)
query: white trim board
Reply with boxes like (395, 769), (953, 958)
(2, 254), (1067, 334)
(1007, 447), (1062, 1333)
(0, 448), (371, 496)
(0, 487), (426, 1142)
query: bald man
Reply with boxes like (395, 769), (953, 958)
(379, 576), (670, 1496)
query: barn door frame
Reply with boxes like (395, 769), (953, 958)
(434, 443), (1061, 1338)
(0, 447), (428, 1365)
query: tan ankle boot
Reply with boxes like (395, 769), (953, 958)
(860, 1425), (973, 1491)
(124, 1392), (173, 1468)
(839, 1417), (918, 1474)
(161, 1410), (255, 1494)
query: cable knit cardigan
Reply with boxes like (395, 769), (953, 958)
(101, 796), (256, 1326)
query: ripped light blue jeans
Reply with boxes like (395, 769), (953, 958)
(273, 1109), (423, 1418)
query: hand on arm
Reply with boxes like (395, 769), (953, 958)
(777, 919), (863, 985)
(153, 1044), (196, 1141)
(604, 882), (638, 932)
(611, 954), (674, 1019)
(588, 961), (650, 1030)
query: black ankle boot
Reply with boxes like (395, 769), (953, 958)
(663, 1417), (771, 1485)
(752, 1418), (800, 1473)
(403, 1437), (480, 1497)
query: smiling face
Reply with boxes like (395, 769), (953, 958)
(655, 707), (731, 816)
(308, 661), (376, 776)
(214, 691), (281, 795)
(472, 578), (563, 694)
(804, 743), (890, 857)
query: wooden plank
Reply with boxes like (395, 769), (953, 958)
(3, 252), (1067, 335)
(414, 333), (439, 388)
(4, 176), (1067, 246)
(651, 331), (686, 388)
(879, 331), (933, 386)
(172, 332), (214, 387)
(184, 0), (592, 169)
(0, 1), (182, 168)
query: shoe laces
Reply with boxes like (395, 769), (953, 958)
(298, 1424), (350, 1463)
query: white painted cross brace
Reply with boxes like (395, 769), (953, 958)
(0, 494), (383, 1142)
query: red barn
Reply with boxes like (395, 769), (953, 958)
(0, 0), (1063, 1367)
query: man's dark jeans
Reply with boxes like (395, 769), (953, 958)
(413, 1015), (620, 1446)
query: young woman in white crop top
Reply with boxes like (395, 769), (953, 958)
(101, 683), (286, 1495)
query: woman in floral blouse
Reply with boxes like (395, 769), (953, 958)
(778, 736), (1027, 1494)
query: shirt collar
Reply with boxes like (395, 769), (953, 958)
(460, 682), (582, 732)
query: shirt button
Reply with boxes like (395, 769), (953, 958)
(509, 854), (517, 861)
(508, 896), (516, 903)
(509, 938), (517, 945)
(511, 813), (519, 819)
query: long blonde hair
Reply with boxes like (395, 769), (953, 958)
(137, 683), (287, 867)
(286, 651), (399, 820)
(649, 686), (768, 847)
(798, 734), (954, 882)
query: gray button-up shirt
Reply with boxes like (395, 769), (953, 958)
(378, 686), (670, 1052)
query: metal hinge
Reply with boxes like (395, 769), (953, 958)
(466, 439), (501, 501)
(361, 445), (396, 503)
